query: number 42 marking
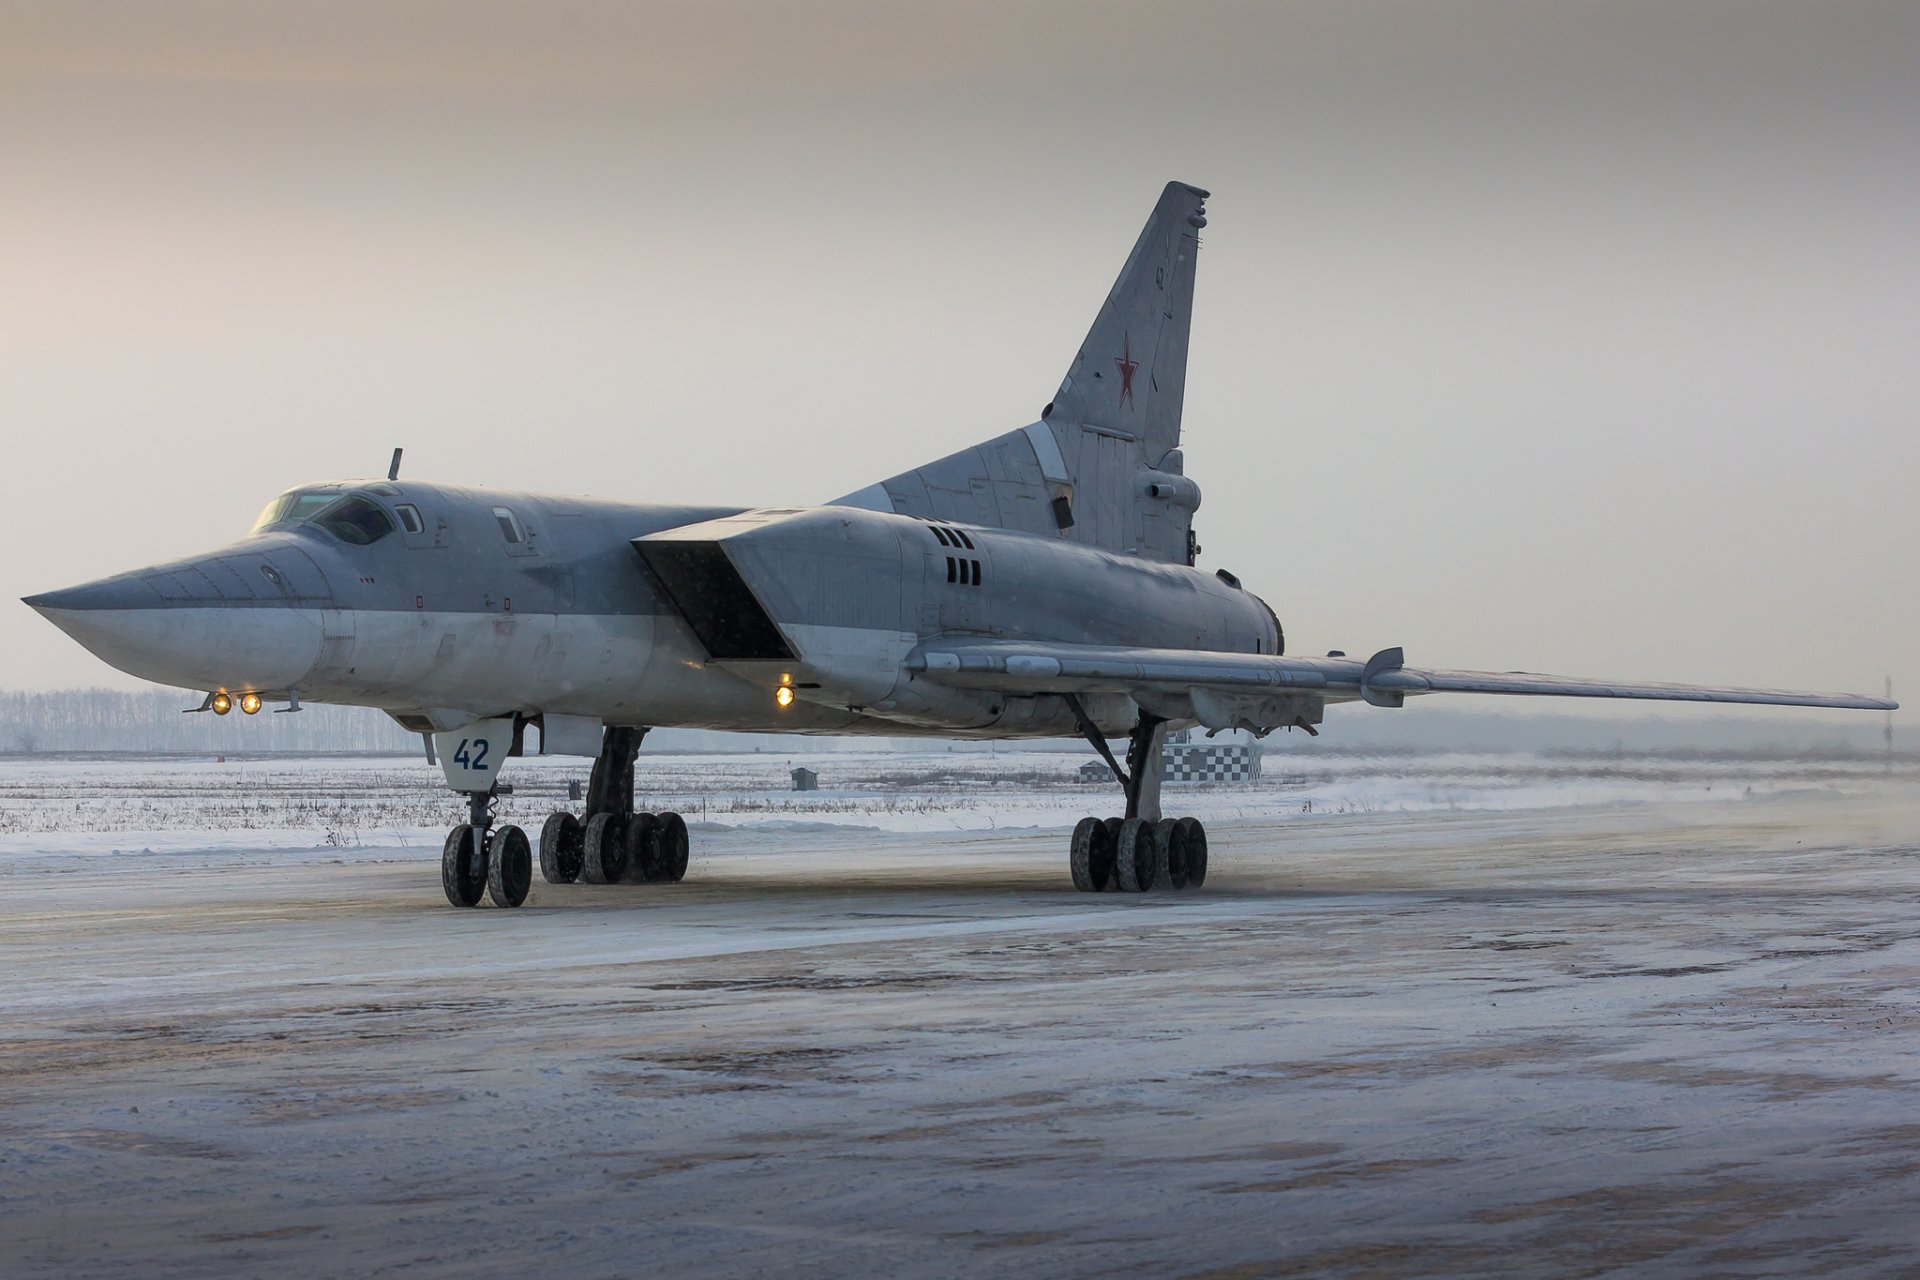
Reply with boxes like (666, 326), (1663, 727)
(453, 738), (490, 771)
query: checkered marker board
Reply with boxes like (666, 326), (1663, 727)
(1160, 743), (1262, 783)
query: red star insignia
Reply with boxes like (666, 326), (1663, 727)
(1114, 331), (1139, 408)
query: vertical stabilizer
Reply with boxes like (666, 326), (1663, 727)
(1046, 181), (1208, 472)
(836, 182), (1209, 564)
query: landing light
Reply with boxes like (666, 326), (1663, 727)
(239, 692), (263, 715)
(210, 692), (233, 716)
(774, 686), (795, 709)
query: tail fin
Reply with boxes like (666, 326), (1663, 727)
(1045, 180), (1207, 471)
(836, 182), (1209, 564)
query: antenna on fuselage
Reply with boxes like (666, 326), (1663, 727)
(388, 447), (404, 481)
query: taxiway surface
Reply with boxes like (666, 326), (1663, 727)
(3, 789), (1919, 1277)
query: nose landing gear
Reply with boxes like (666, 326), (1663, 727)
(440, 786), (531, 908)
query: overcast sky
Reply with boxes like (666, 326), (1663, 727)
(1, 1), (1912, 721)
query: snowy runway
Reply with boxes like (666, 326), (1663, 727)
(2, 760), (1918, 1277)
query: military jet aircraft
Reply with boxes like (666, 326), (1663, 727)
(25, 181), (1895, 909)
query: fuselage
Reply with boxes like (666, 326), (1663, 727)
(26, 479), (1283, 741)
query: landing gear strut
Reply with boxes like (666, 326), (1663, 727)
(535, 726), (692, 891)
(1063, 700), (1210, 895)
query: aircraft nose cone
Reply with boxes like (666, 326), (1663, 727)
(24, 549), (330, 692)
(23, 571), (182, 678)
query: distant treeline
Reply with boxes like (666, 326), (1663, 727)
(0, 687), (415, 754)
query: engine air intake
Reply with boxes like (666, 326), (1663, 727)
(633, 540), (796, 662)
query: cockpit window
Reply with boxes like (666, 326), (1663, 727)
(493, 506), (526, 544)
(313, 496), (396, 546)
(251, 490), (341, 533)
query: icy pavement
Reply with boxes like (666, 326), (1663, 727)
(1, 765), (1919, 1276)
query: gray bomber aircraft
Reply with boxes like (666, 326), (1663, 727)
(25, 182), (1897, 909)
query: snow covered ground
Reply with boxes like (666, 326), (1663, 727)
(0, 745), (1899, 848)
(1, 752), (1917, 1277)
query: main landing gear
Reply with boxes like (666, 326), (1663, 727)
(533, 727), (691, 892)
(1064, 700), (1211, 895)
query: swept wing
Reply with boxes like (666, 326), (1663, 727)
(907, 641), (1895, 720)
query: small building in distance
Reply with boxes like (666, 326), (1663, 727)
(1078, 760), (1112, 784)
(790, 766), (819, 792)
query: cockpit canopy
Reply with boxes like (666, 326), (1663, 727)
(251, 487), (397, 546)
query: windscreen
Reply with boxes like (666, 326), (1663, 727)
(251, 490), (342, 533)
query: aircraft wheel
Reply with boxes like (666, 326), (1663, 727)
(539, 812), (584, 884)
(627, 812), (661, 882)
(1069, 816), (1104, 892)
(657, 812), (690, 883)
(1112, 817), (1157, 893)
(441, 824), (486, 908)
(487, 824), (532, 908)
(1153, 818), (1186, 891)
(1178, 817), (1208, 889)
(580, 812), (628, 885)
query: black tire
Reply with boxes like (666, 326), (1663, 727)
(657, 812), (690, 883)
(1100, 817), (1123, 892)
(581, 812), (627, 884)
(627, 812), (661, 883)
(441, 824), (485, 907)
(538, 812), (583, 884)
(487, 824), (532, 908)
(1178, 817), (1208, 888)
(1069, 816), (1102, 892)
(1154, 817), (1185, 891)
(1113, 817), (1157, 893)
